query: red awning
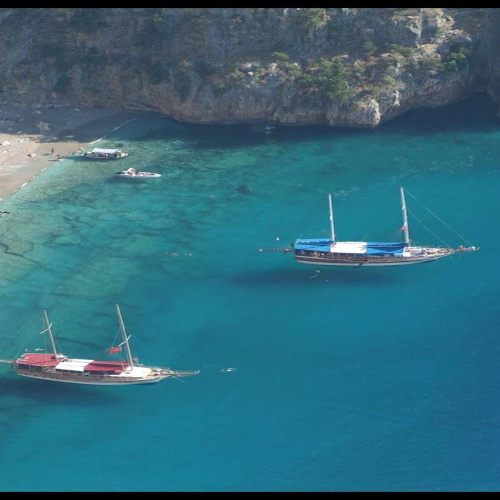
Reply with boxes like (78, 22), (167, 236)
(84, 361), (129, 374)
(16, 353), (61, 366)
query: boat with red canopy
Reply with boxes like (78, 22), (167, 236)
(7, 305), (199, 385)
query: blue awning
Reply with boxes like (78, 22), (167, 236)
(294, 238), (333, 252)
(366, 242), (407, 248)
(365, 242), (406, 256)
(294, 239), (407, 255)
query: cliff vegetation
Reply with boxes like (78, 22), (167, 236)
(0, 8), (498, 127)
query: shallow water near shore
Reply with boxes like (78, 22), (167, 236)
(0, 93), (499, 491)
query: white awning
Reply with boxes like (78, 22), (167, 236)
(330, 241), (367, 254)
(120, 366), (153, 378)
(55, 358), (93, 372)
(90, 148), (121, 154)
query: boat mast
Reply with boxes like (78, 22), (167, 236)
(328, 193), (336, 243)
(115, 305), (134, 368)
(43, 310), (58, 358)
(400, 186), (410, 245)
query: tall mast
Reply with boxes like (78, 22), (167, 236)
(115, 305), (134, 368)
(43, 310), (59, 358)
(328, 193), (336, 243)
(400, 186), (410, 244)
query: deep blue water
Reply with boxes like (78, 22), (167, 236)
(0, 93), (499, 491)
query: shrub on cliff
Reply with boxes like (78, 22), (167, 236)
(363, 41), (378, 56)
(387, 44), (415, 58)
(297, 58), (351, 103)
(443, 44), (470, 72)
(272, 52), (290, 63)
(293, 8), (328, 29)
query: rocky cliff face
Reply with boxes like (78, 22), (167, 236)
(0, 8), (497, 127)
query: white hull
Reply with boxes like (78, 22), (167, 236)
(17, 370), (166, 385)
(116, 173), (161, 178)
(295, 255), (447, 266)
(13, 306), (200, 387)
(80, 157), (127, 160)
(75, 149), (128, 160)
(293, 188), (478, 269)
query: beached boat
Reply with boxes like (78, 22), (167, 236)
(293, 187), (479, 267)
(76, 148), (129, 160)
(116, 168), (161, 178)
(3, 305), (199, 385)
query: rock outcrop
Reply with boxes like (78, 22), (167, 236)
(0, 8), (497, 127)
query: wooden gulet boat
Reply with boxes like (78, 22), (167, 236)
(293, 187), (479, 267)
(1, 305), (199, 385)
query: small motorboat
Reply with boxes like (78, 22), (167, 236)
(116, 168), (161, 178)
(76, 148), (129, 160)
(0, 211), (10, 216)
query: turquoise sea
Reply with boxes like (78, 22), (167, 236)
(0, 93), (499, 492)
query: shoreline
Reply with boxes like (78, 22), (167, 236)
(0, 104), (140, 202)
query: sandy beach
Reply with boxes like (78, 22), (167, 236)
(0, 103), (140, 202)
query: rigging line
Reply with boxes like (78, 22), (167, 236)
(91, 327), (122, 359)
(0, 312), (48, 353)
(111, 326), (121, 347)
(407, 208), (452, 248)
(16, 312), (43, 336)
(171, 375), (192, 385)
(404, 188), (475, 246)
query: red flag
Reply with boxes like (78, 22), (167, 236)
(108, 346), (121, 354)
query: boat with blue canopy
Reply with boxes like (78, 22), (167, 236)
(293, 187), (479, 267)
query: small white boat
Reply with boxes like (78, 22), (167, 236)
(76, 148), (129, 160)
(116, 168), (161, 178)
